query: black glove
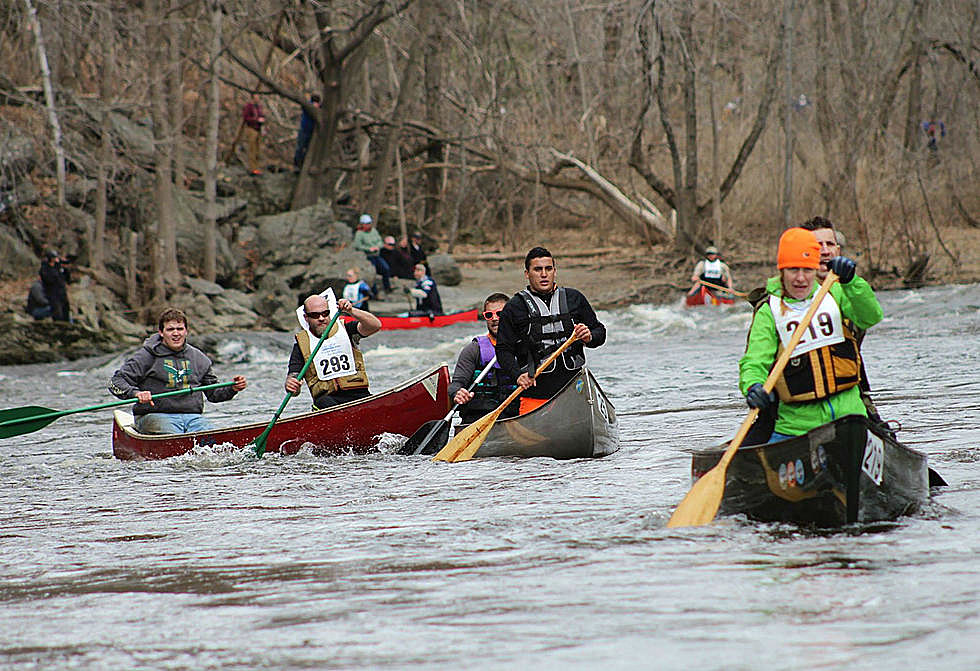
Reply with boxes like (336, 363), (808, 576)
(827, 256), (856, 284)
(745, 383), (776, 410)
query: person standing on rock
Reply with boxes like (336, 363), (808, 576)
(495, 246), (606, 414)
(39, 250), (71, 322)
(108, 308), (247, 435)
(242, 93), (266, 175)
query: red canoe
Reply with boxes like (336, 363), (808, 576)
(374, 308), (480, 330)
(685, 285), (736, 307)
(112, 365), (450, 460)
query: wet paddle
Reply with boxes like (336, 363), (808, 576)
(402, 355), (499, 456)
(667, 272), (839, 528)
(432, 334), (581, 463)
(0, 381), (236, 440)
(697, 279), (747, 298)
(251, 305), (348, 457)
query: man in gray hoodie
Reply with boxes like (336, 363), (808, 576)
(108, 307), (247, 434)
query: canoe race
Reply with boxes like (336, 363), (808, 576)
(1, 1), (978, 669)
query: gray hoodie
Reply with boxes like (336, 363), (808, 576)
(108, 334), (238, 416)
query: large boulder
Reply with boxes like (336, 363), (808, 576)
(0, 313), (133, 365)
(428, 253), (463, 286)
(0, 231), (37, 281)
(173, 191), (240, 280)
(0, 120), (38, 179)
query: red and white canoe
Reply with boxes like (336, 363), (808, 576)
(373, 308), (480, 330)
(112, 365), (450, 460)
(685, 285), (736, 307)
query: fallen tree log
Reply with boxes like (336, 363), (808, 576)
(453, 246), (623, 263)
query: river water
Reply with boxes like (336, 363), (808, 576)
(1, 284), (978, 670)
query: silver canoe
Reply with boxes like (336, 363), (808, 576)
(466, 366), (619, 459)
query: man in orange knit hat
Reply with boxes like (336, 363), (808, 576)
(738, 227), (882, 442)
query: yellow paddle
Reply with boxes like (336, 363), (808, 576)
(696, 279), (748, 298)
(432, 333), (582, 463)
(667, 272), (839, 528)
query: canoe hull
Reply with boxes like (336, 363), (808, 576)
(374, 309), (480, 330)
(470, 367), (619, 459)
(112, 366), (450, 460)
(690, 415), (930, 526)
(685, 285), (735, 306)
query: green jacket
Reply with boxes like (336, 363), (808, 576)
(738, 275), (883, 436)
(353, 228), (383, 255)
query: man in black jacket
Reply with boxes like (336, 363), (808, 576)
(495, 247), (606, 414)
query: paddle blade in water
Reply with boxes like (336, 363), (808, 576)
(431, 406), (503, 462)
(0, 406), (60, 439)
(666, 465), (726, 528)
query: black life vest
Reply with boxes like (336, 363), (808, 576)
(519, 287), (584, 373)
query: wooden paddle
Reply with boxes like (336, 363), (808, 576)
(432, 333), (582, 463)
(405, 355), (499, 456)
(251, 307), (345, 457)
(0, 381), (236, 440)
(667, 272), (839, 528)
(696, 279), (747, 298)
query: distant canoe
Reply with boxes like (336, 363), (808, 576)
(685, 285), (735, 307)
(349, 308), (480, 330)
(414, 367), (618, 460)
(112, 365), (450, 460)
(690, 415), (931, 526)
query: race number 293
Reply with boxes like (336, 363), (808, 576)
(319, 354), (352, 375)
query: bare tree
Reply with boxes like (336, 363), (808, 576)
(202, 0), (222, 283)
(630, 1), (784, 251)
(24, 0), (66, 206)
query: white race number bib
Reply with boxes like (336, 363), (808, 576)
(769, 292), (845, 357)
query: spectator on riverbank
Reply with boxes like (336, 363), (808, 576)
(39, 250), (70, 322)
(25, 275), (50, 320)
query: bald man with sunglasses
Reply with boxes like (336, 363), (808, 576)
(284, 295), (381, 410)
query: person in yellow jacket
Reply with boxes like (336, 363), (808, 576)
(284, 295), (381, 409)
(738, 227), (883, 440)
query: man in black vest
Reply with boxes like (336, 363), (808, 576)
(495, 247), (606, 414)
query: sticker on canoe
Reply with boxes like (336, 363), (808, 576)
(862, 433), (885, 485)
(421, 372), (439, 403)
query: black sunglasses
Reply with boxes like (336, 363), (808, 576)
(482, 310), (503, 320)
(304, 310), (331, 320)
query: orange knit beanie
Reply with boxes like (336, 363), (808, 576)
(777, 227), (820, 269)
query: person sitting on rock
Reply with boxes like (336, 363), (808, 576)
(381, 235), (415, 280)
(409, 263), (443, 315)
(342, 267), (374, 311)
(25, 274), (51, 320)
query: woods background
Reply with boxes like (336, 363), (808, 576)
(1, 0), (978, 315)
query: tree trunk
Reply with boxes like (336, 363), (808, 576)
(24, 0), (66, 207)
(202, 0), (222, 283)
(364, 37), (422, 221)
(92, 6), (113, 274)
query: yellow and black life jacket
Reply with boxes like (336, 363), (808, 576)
(295, 327), (369, 399)
(769, 293), (862, 402)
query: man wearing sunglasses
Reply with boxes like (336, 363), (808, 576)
(448, 293), (519, 424)
(496, 247), (606, 414)
(284, 294), (381, 410)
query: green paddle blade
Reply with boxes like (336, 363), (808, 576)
(0, 406), (60, 439)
